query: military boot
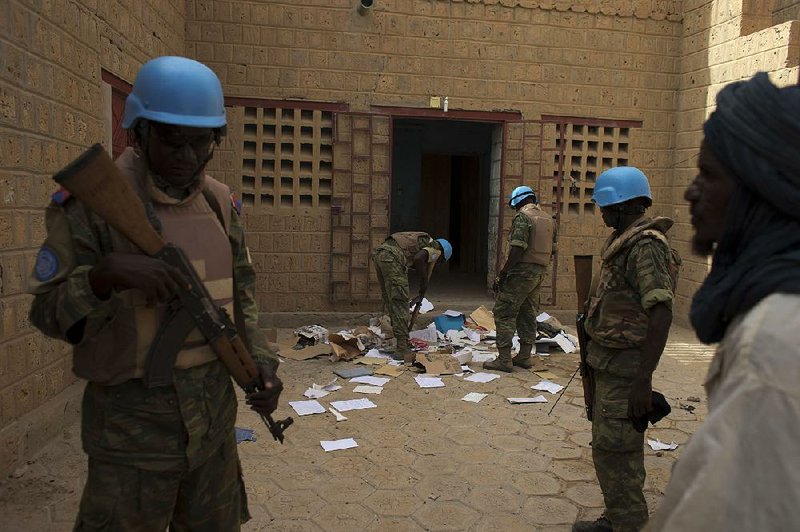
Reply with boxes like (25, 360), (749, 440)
(513, 343), (534, 369)
(571, 516), (612, 532)
(483, 346), (513, 372)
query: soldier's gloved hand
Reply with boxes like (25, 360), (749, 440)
(493, 272), (507, 294)
(246, 366), (283, 416)
(628, 376), (653, 419)
(89, 252), (187, 305)
(409, 294), (424, 308)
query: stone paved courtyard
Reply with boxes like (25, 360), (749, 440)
(0, 326), (713, 531)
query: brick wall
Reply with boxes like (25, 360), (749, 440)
(192, 0), (685, 315)
(670, 0), (799, 323)
(0, 0), (185, 475)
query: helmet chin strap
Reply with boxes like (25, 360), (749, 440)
(609, 202), (646, 231)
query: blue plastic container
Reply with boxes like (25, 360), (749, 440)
(433, 314), (465, 333)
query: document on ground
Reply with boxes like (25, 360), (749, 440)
(647, 439), (679, 451)
(462, 392), (488, 403)
(531, 380), (564, 394)
(329, 398), (377, 412)
(536, 312), (552, 322)
(288, 400), (327, 416)
(507, 395), (548, 404)
(409, 297), (434, 314)
(554, 333), (577, 353)
(353, 385), (383, 395)
(320, 438), (358, 452)
(464, 372), (500, 383)
(444, 310), (463, 317)
(415, 375), (445, 388)
(350, 375), (391, 386)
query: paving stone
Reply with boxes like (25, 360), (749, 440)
(366, 446), (416, 466)
(370, 516), (425, 531)
(266, 490), (326, 520)
(364, 465), (422, 490)
(549, 459), (597, 482)
(488, 433), (534, 452)
(312, 477), (375, 504)
(510, 470), (563, 496)
(463, 485), (524, 515)
(460, 463), (514, 487)
(312, 502), (376, 531)
(413, 500), (480, 531)
(564, 482), (605, 508)
(521, 496), (580, 525)
(495, 450), (551, 472)
(414, 474), (472, 502)
(536, 439), (584, 460)
(363, 489), (424, 516)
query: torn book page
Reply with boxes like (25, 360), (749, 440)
(536, 312), (552, 322)
(507, 395), (548, 404)
(415, 375), (445, 388)
(409, 323), (438, 343)
(470, 305), (496, 331)
(353, 385), (383, 394)
(329, 407), (347, 422)
(462, 392), (488, 403)
(465, 329), (481, 343)
(410, 297), (434, 314)
(648, 439), (679, 451)
(329, 398), (377, 412)
(321, 438), (358, 452)
(464, 372), (500, 383)
(444, 309), (463, 317)
(554, 333), (577, 354)
(288, 400), (326, 416)
(350, 375), (390, 386)
(531, 380), (564, 394)
(303, 378), (341, 399)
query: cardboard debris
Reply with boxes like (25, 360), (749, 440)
(294, 324), (329, 345)
(329, 332), (364, 361)
(534, 370), (559, 380)
(470, 305), (496, 331)
(415, 352), (461, 376)
(374, 364), (405, 377)
(357, 356), (390, 365)
(279, 342), (331, 361)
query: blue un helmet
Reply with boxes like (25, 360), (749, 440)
(122, 56), (227, 132)
(508, 185), (538, 208)
(592, 166), (652, 208)
(435, 238), (453, 261)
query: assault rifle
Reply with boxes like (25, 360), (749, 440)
(574, 255), (594, 421)
(53, 144), (293, 443)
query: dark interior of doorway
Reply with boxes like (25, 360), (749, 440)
(391, 118), (495, 301)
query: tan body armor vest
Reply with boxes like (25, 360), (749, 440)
(518, 203), (554, 266)
(72, 148), (234, 385)
(390, 231), (435, 267)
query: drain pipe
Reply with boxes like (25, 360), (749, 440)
(357, 0), (374, 15)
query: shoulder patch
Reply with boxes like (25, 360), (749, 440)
(50, 187), (72, 206)
(34, 246), (59, 282)
(231, 192), (242, 215)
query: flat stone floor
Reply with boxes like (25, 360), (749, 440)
(0, 326), (714, 531)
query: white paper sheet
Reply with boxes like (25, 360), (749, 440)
(353, 385), (383, 394)
(464, 372), (500, 383)
(507, 395), (548, 404)
(470, 352), (497, 363)
(409, 323), (438, 342)
(415, 375), (445, 388)
(321, 438), (358, 451)
(303, 378), (342, 399)
(531, 380), (564, 394)
(647, 439), (679, 451)
(462, 392), (488, 403)
(350, 375), (390, 386)
(365, 348), (391, 359)
(288, 400), (326, 416)
(447, 330), (467, 342)
(329, 398), (377, 412)
(410, 297), (434, 314)
(329, 407), (347, 421)
(368, 325), (385, 338)
(536, 312), (552, 322)
(554, 333), (577, 353)
(465, 329), (482, 342)
(444, 310), (463, 317)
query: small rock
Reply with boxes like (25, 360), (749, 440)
(10, 466), (26, 479)
(656, 452), (664, 457)
(686, 396), (701, 402)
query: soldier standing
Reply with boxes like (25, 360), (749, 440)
(484, 186), (554, 372)
(572, 167), (678, 532)
(372, 232), (452, 363)
(28, 56), (282, 530)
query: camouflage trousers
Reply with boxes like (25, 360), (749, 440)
(591, 366), (648, 531)
(74, 433), (249, 531)
(494, 263), (546, 349)
(373, 245), (410, 351)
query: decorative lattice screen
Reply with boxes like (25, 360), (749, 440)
(240, 106), (334, 210)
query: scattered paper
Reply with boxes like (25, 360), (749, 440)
(374, 364), (404, 377)
(333, 366), (374, 379)
(471, 352), (497, 363)
(357, 356), (390, 365)
(536, 312), (552, 322)
(531, 380), (564, 394)
(648, 439), (679, 451)
(554, 333), (577, 354)
(534, 370), (559, 380)
(465, 329), (481, 342)
(410, 297), (434, 314)
(288, 400), (326, 416)
(279, 342), (331, 361)
(444, 310), (463, 317)
(465, 372), (500, 383)
(453, 348), (473, 364)
(461, 364), (474, 373)
(353, 385), (383, 395)
(368, 325), (385, 339)
(462, 392), (488, 403)
(415, 375), (445, 388)
(415, 352), (461, 375)
(329, 407), (347, 421)
(447, 329), (467, 342)
(350, 375), (390, 386)
(329, 398), (377, 412)
(470, 305), (496, 331)
(321, 438), (358, 452)
(507, 395), (548, 404)
(303, 378), (341, 399)
(235, 427), (257, 443)
(410, 323), (438, 343)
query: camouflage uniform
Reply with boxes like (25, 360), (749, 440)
(494, 212), (548, 349)
(372, 233), (440, 352)
(584, 216), (677, 531)
(28, 151), (276, 531)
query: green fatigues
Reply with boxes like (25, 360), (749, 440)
(28, 181), (276, 531)
(494, 212), (547, 349)
(584, 217), (676, 531)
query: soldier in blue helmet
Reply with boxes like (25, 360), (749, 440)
(28, 56), (282, 530)
(485, 186), (555, 372)
(573, 166), (680, 532)
(372, 232), (452, 363)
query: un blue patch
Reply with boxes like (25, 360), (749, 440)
(34, 246), (59, 282)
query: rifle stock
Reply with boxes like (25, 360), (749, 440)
(54, 144), (292, 443)
(574, 255), (595, 421)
